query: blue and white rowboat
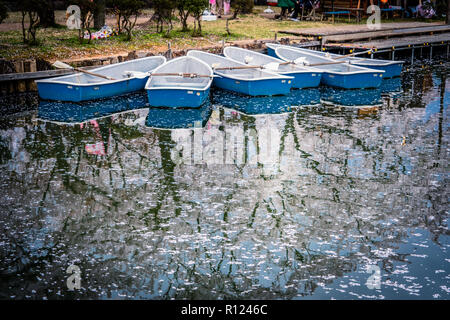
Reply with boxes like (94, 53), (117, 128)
(267, 43), (403, 78)
(145, 56), (213, 108)
(223, 46), (322, 89)
(36, 56), (166, 102)
(187, 50), (294, 96)
(273, 46), (384, 89)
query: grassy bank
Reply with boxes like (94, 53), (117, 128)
(0, 7), (349, 61)
(0, 7), (440, 62)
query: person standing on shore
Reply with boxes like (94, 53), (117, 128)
(216, 0), (224, 17)
(277, 0), (296, 19)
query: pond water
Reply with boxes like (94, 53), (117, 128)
(0, 60), (448, 300)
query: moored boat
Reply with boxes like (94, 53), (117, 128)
(223, 46), (322, 89)
(267, 43), (403, 78)
(145, 56), (213, 108)
(36, 56), (166, 102)
(187, 50), (294, 96)
(274, 46), (385, 89)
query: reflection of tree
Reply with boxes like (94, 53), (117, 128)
(0, 65), (448, 299)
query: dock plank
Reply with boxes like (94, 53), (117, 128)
(325, 25), (450, 43)
(324, 33), (450, 50)
(277, 22), (444, 38)
(0, 66), (97, 82)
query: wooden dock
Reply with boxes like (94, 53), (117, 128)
(325, 33), (450, 50)
(276, 23), (450, 61)
(276, 22), (444, 40)
(324, 25), (450, 43)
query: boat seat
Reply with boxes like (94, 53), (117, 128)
(152, 81), (206, 89)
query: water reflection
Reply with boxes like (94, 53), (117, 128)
(146, 103), (212, 129)
(38, 92), (149, 124)
(213, 88), (321, 114)
(0, 63), (448, 300)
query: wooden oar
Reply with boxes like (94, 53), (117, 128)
(308, 60), (347, 67)
(150, 72), (215, 78)
(53, 61), (116, 81)
(283, 59), (347, 67)
(213, 65), (263, 71)
(276, 59), (347, 67)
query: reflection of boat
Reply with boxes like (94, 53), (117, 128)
(145, 102), (212, 129)
(36, 56), (166, 102)
(267, 44), (403, 78)
(320, 87), (382, 107)
(273, 46), (385, 89)
(145, 56), (213, 108)
(37, 92), (149, 123)
(380, 76), (402, 94)
(187, 50), (293, 96)
(212, 87), (320, 115)
(319, 77), (401, 108)
(223, 46), (322, 89)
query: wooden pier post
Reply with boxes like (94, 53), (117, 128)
(13, 61), (26, 92)
(167, 42), (172, 60)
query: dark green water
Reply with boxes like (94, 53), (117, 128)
(0, 61), (448, 299)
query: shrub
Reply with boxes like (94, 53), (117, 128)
(152, 0), (176, 34)
(176, 0), (190, 31)
(0, 1), (8, 24)
(107, 0), (145, 40)
(187, 0), (208, 36)
(69, 0), (96, 44)
(232, 0), (254, 18)
(17, 0), (43, 44)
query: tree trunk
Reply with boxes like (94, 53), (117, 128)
(37, 0), (55, 27)
(447, 0), (450, 24)
(94, 0), (106, 29)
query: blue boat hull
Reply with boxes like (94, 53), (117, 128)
(321, 72), (383, 89)
(353, 62), (403, 78)
(269, 46), (402, 79)
(213, 76), (292, 96)
(37, 77), (148, 102)
(267, 47), (276, 58)
(147, 88), (210, 108)
(284, 71), (322, 88)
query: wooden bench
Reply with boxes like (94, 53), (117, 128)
(380, 7), (404, 19)
(323, 10), (351, 23)
(322, 6), (365, 23)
